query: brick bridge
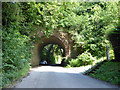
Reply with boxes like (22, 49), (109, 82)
(31, 29), (81, 66)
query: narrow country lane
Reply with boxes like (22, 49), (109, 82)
(15, 66), (119, 88)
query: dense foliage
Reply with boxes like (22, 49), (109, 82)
(2, 2), (119, 87)
(70, 2), (118, 58)
(33, 2), (118, 59)
(2, 3), (34, 87)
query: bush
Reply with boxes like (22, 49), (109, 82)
(69, 51), (95, 67)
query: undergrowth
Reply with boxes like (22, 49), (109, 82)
(2, 63), (30, 88)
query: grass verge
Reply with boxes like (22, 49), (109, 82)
(84, 60), (120, 86)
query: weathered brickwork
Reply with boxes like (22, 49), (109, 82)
(31, 29), (79, 66)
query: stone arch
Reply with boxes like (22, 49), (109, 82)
(31, 35), (69, 66)
(31, 29), (81, 67)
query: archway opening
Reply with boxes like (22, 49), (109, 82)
(40, 44), (65, 65)
(31, 35), (69, 67)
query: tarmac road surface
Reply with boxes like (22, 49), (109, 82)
(15, 66), (119, 88)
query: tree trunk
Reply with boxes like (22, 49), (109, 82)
(109, 31), (120, 62)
